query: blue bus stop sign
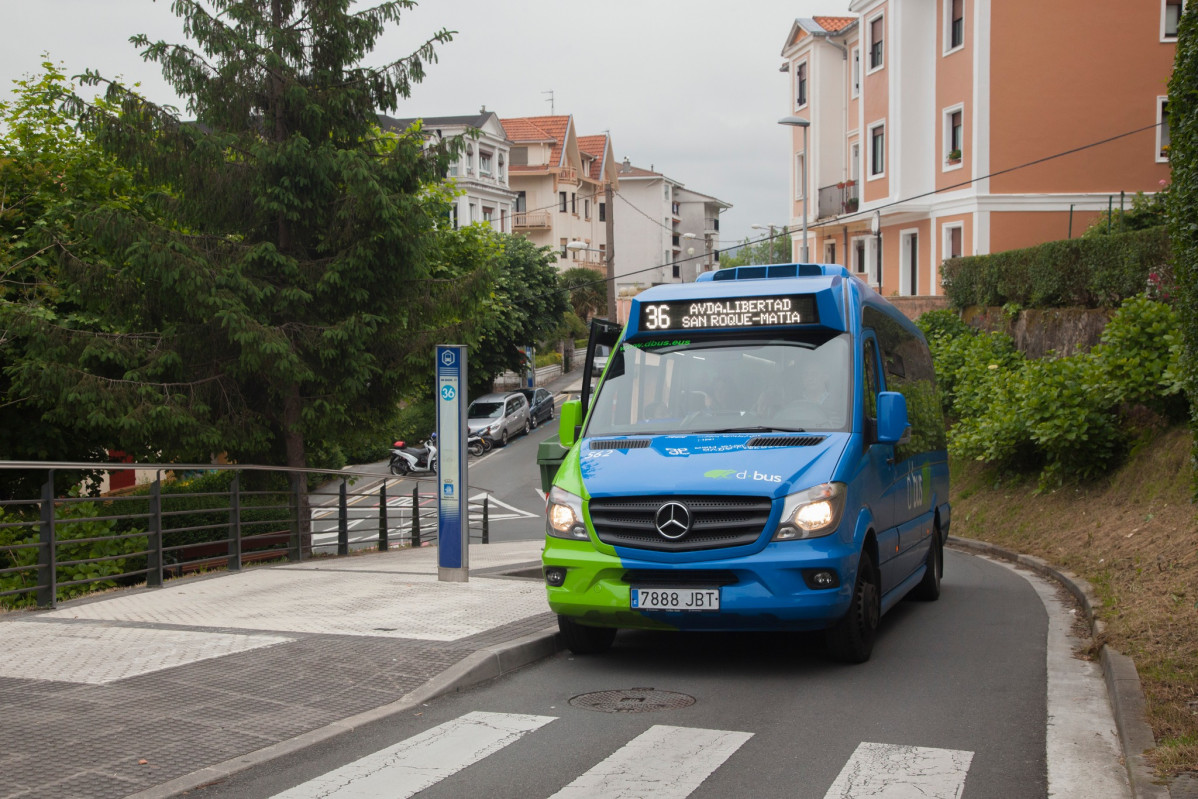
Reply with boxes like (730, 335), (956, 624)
(435, 345), (468, 581)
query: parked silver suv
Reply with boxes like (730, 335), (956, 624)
(467, 392), (531, 447)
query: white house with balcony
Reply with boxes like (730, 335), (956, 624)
(380, 111), (518, 233)
(613, 158), (731, 300)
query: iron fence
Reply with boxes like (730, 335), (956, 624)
(0, 461), (503, 609)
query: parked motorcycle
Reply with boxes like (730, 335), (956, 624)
(467, 431), (489, 457)
(389, 434), (437, 476)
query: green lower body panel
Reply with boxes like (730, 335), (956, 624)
(542, 538), (676, 631)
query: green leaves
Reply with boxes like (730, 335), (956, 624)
(925, 296), (1184, 489)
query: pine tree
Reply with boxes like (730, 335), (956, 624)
(6, 0), (486, 471)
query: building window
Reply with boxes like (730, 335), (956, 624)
(795, 61), (808, 108)
(584, 199), (591, 219)
(1159, 97), (1172, 160)
(944, 106), (964, 166)
(824, 240), (837, 264)
(469, 203), (477, 222)
(450, 205), (459, 230)
(851, 142), (861, 183)
(672, 263), (681, 278)
(599, 202), (606, 222)
(851, 47), (861, 97)
(560, 238), (568, 258)
(869, 123), (886, 177)
(869, 14), (884, 70)
(1164, 0), (1184, 39)
(795, 153), (806, 200)
(945, 224), (963, 259)
(948, 0), (964, 50)
(559, 192), (567, 212)
(571, 192), (577, 214)
(479, 151), (493, 175)
(483, 206), (493, 223)
(854, 239), (867, 273)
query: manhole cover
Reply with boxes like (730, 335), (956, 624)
(569, 688), (696, 713)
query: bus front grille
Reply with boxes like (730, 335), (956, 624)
(588, 495), (772, 552)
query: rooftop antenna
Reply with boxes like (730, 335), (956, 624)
(542, 90), (554, 115)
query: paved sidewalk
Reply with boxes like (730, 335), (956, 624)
(0, 541), (559, 799)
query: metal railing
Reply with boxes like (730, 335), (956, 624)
(817, 182), (860, 219)
(0, 461), (504, 609)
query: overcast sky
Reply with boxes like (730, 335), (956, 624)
(0, 0), (851, 249)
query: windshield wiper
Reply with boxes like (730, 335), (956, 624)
(706, 426), (808, 434)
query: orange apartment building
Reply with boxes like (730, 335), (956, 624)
(500, 115), (619, 271)
(780, 1), (1178, 296)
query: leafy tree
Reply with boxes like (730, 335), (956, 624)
(719, 227), (791, 268)
(4, 1), (487, 473)
(1167, 0), (1198, 497)
(559, 265), (607, 321)
(0, 63), (152, 497)
(458, 229), (567, 397)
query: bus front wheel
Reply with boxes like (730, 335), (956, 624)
(826, 550), (880, 664)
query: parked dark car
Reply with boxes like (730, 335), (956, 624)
(517, 387), (555, 429)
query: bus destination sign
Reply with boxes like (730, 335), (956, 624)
(638, 294), (819, 331)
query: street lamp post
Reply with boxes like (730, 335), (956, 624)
(778, 115), (810, 264)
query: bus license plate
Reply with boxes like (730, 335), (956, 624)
(631, 587), (720, 611)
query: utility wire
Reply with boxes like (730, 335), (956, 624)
(521, 120), (1169, 305)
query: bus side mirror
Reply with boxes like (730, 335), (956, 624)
(559, 400), (582, 447)
(876, 391), (912, 445)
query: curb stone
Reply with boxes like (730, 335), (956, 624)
(122, 626), (561, 799)
(948, 536), (1170, 799)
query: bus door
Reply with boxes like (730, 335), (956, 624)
(861, 332), (903, 595)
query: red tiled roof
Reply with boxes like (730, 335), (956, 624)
(577, 134), (608, 181)
(814, 16), (855, 33)
(500, 118), (553, 142)
(501, 115), (571, 167)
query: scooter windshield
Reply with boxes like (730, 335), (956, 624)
(584, 333), (852, 436)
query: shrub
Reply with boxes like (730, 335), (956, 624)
(0, 501), (147, 608)
(931, 293), (1187, 488)
(942, 227), (1171, 310)
(1091, 295), (1185, 416)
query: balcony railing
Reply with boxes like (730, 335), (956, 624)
(705, 217), (720, 233)
(817, 182), (860, 219)
(557, 167), (579, 184)
(513, 210), (551, 229)
(571, 250), (605, 265)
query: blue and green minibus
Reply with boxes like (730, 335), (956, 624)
(542, 263), (950, 663)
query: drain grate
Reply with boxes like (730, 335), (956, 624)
(569, 688), (696, 713)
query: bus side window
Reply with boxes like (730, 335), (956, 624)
(862, 336), (880, 434)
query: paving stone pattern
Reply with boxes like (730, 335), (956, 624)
(0, 614), (555, 799)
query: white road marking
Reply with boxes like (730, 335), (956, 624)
(271, 711), (556, 798)
(470, 491), (539, 519)
(823, 742), (973, 799)
(549, 724), (753, 799)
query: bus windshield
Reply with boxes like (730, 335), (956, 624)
(584, 332), (852, 436)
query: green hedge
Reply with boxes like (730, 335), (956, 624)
(942, 227), (1171, 310)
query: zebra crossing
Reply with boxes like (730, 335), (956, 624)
(270, 711), (974, 799)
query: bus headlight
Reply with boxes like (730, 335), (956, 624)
(774, 483), (847, 540)
(546, 486), (589, 540)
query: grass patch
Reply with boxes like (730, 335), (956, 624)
(950, 425), (1197, 777)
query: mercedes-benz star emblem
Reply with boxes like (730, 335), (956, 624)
(654, 502), (692, 540)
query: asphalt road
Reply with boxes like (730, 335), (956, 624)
(306, 424), (554, 552)
(188, 547), (1132, 799)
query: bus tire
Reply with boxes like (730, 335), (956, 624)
(826, 550), (880, 664)
(558, 615), (616, 655)
(911, 528), (942, 601)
